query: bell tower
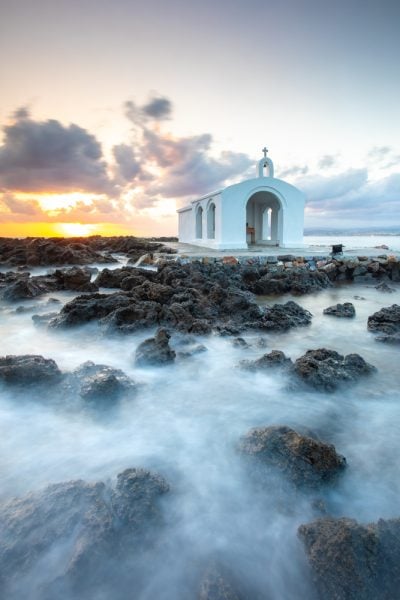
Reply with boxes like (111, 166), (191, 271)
(257, 146), (274, 178)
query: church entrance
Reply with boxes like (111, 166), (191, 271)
(246, 191), (282, 246)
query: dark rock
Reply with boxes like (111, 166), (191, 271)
(260, 301), (312, 331)
(240, 350), (292, 371)
(250, 269), (331, 296)
(2, 274), (58, 301)
(0, 355), (62, 385)
(49, 292), (131, 327)
(298, 516), (400, 600)
(54, 266), (95, 291)
(0, 236), (118, 267)
(135, 328), (176, 366)
(367, 304), (400, 335)
(239, 425), (346, 488)
(323, 302), (356, 318)
(73, 361), (137, 404)
(293, 348), (376, 391)
(94, 267), (136, 288)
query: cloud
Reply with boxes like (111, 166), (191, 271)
(297, 168), (400, 225)
(112, 144), (141, 182)
(368, 146), (391, 160)
(142, 95), (172, 120)
(278, 165), (309, 178)
(318, 154), (337, 169)
(0, 192), (42, 216)
(299, 168), (368, 203)
(0, 109), (115, 194)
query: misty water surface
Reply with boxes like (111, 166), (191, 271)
(0, 279), (399, 599)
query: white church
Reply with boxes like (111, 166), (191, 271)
(177, 148), (305, 250)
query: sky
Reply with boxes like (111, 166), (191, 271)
(0, 0), (399, 237)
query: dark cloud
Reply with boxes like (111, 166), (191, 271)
(112, 144), (141, 182)
(12, 106), (30, 120)
(142, 95), (172, 120)
(318, 154), (337, 169)
(149, 145), (253, 198)
(0, 112), (114, 194)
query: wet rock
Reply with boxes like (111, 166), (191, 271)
(324, 302), (356, 319)
(94, 267), (137, 288)
(239, 425), (346, 488)
(0, 355), (62, 385)
(367, 304), (400, 335)
(260, 301), (312, 331)
(0, 468), (169, 596)
(0, 237), (117, 267)
(293, 348), (376, 391)
(250, 269), (331, 295)
(102, 300), (161, 333)
(2, 274), (58, 301)
(135, 328), (176, 366)
(298, 516), (400, 600)
(54, 266), (96, 291)
(240, 350), (292, 371)
(323, 302), (356, 318)
(73, 361), (137, 404)
(49, 292), (131, 327)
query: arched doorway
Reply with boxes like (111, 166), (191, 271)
(207, 203), (216, 239)
(196, 206), (203, 238)
(246, 191), (282, 246)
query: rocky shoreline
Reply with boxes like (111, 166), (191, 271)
(0, 236), (399, 599)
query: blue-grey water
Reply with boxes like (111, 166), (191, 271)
(0, 275), (399, 599)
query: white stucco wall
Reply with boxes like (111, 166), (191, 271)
(177, 177), (305, 250)
(178, 192), (223, 248)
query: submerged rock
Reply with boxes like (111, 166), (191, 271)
(293, 348), (376, 391)
(368, 304), (400, 335)
(198, 563), (245, 600)
(240, 350), (293, 371)
(239, 425), (346, 488)
(375, 282), (395, 293)
(135, 328), (176, 366)
(0, 354), (62, 385)
(323, 302), (355, 318)
(0, 468), (169, 597)
(298, 516), (400, 600)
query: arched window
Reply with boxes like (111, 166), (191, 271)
(196, 206), (203, 238)
(207, 203), (216, 239)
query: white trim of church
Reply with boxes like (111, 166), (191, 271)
(177, 148), (305, 250)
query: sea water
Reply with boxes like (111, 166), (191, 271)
(0, 278), (399, 599)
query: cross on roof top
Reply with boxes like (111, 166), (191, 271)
(262, 146), (268, 158)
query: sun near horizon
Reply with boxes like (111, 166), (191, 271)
(0, 222), (151, 238)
